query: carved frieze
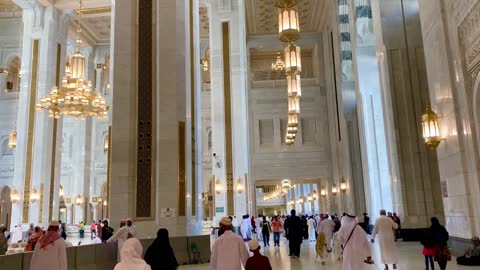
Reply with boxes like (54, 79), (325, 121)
(458, 1), (480, 76)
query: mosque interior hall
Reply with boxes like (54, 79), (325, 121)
(1, 0), (480, 269)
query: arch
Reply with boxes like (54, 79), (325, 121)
(1, 135), (14, 156)
(472, 70), (480, 169)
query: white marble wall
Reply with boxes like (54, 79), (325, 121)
(418, 0), (480, 238)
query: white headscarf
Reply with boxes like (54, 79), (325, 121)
(113, 238), (151, 270)
(339, 215), (358, 239)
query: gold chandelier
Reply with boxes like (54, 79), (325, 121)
(35, 0), (108, 120)
(264, 179), (294, 201)
(271, 52), (285, 71)
(276, 0), (302, 145)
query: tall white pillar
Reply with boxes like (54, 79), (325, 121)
(208, 0), (250, 223)
(11, 1), (69, 229)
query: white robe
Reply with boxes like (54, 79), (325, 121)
(318, 219), (335, 249)
(240, 218), (252, 240)
(11, 226), (22, 243)
(211, 230), (249, 270)
(30, 238), (67, 270)
(255, 217), (263, 240)
(307, 219), (316, 241)
(107, 225), (137, 261)
(339, 217), (370, 270)
(371, 216), (399, 264)
(332, 232), (343, 259)
(114, 238), (151, 270)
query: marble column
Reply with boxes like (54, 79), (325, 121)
(207, 0), (250, 224)
(10, 1), (69, 229)
(369, 0), (444, 228)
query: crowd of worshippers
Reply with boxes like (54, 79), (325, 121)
(2, 210), (480, 270)
(0, 219), (178, 270)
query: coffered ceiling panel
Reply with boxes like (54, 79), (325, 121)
(246, 0), (329, 35)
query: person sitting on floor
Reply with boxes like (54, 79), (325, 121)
(457, 236), (480, 266)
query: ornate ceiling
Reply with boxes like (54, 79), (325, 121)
(245, 0), (329, 35)
(0, 0), (21, 18)
(71, 8), (111, 45)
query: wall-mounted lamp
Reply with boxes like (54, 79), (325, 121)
(8, 129), (17, 149)
(331, 184), (338, 196)
(75, 195), (83, 206)
(297, 196), (304, 204)
(320, 186), (327, 198)
(422, 103), (444, 150)
(30, 189), (40, 203)
(307, 193), (313, 202)
(200, 58), (209, 71)
(236, 178), (244, 193)
(103, 135), (109, 152)
(312, 189), (318, 200)
(59, 186), (64, 198)
(340, 178), (347, 193)
(10, 189), (20, 203)
(215, 179), (223, 194)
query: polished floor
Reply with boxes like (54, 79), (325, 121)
(179, 238), (474, 270)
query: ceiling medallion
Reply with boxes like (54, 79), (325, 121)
(35, 0), (109, 120)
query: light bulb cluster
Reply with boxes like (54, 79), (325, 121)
(276, 0), (302, 145)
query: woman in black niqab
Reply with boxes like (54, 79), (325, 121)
(144, 228), (179, 270)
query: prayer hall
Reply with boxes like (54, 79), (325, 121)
(0, 0), (480, 269)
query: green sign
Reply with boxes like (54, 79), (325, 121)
(216, 207), (224, 213)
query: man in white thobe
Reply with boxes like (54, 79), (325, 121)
(317, 214), (335, 251)
(107, 218), (137, 261)
(30, 220), (67, 270)
(371, 210), (399, 270)
(211, 217), (250, 270)
(240, 215), (252, 241)
(338, 214), (370, 270)
(307, 217), (316, 242)
(255, 215), (263, 241)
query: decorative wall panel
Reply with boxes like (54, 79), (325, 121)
(136, 0), (153, 218)
(23, 40), (40, 223)
(222, 22), (234, 216)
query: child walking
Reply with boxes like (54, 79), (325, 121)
(316, 232), (328, 265)
(421, 230), (436, 270)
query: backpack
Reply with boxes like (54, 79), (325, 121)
(262, 221), (270, 233)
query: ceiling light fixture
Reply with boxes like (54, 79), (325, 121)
(35, 0), (108, 120)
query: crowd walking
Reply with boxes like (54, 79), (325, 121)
(0, 209), (470, 270)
